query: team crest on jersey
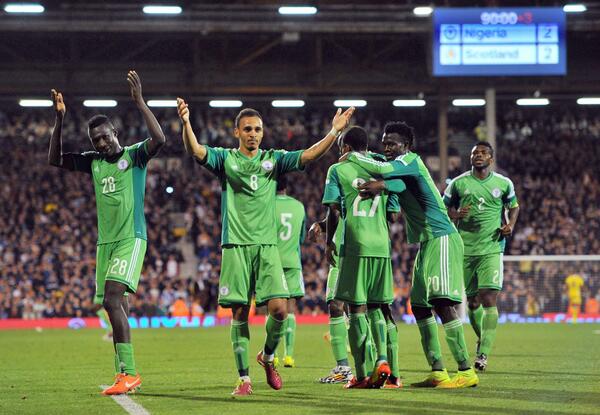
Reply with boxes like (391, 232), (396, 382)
(220, 286), (230, 296)
(118, 159), (129, 170)
(492, 188), (501, 198)
(464, 189), (470, 195)
(261, 160), (274, 171)
(231, 164), (239, 171)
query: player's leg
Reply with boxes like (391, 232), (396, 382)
(570, 300), (581, 323)
(255, 245), (289, 390)
(101, 238), (146, 396)
(92, 303), (113, 341)
(410, 245), (449, 387)
(474, 253), (503, 370)
(319, 297), (353, 384)
(283, 268), (304, 367)
(464, 256), (483, 344)
(381, 304), (401, 388)
(219, 245), (253, 396)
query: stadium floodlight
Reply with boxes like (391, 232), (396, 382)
(209, 100), (243, 108)
(393, 99), (426, 107)
(142, 5), (183, 15)
(19, 99), (52, 107)
(4, 3), (45, 13)
(147, 100), (178, 107)
(577, 97), (600, 105)
(83, 100), (118, 108)
(563, 4), (587, 13)
(413, 6), (433, 17)
(516, 98), (550, 106)
(271, 100), (305, 108)
(278, 6), (317, 15)
(333, 99), (367, 107)
(452, 99), (485, 107)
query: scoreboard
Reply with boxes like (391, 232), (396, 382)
(432, 8), (566, 76)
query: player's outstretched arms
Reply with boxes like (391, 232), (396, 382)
(177, 98), (207, 162)
(48, 89), (66, 167)
(299, 107), (355, 165)
(127, 70), (166, 158)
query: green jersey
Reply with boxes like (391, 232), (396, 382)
(348, 151), (456, 244)
(322, 154), (403, 257)
(201, 146), (303, 245)
(443, 171), (518, 256)
(64, 140), (150, 244)
(275, 194), (306, 269)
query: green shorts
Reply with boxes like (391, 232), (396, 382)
(284, 268), (305, 299)
(464, 253), (503, 297)
(411, 233), (463, 308)
(325, 265), (339, 303)
(334, 256), (394, 305)
(94, 238), (147, 305)
(219, 244), (289, 307)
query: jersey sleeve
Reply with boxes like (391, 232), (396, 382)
(201, 146), (228, 175)
(275, 150), (304, 175)
(443, 178), (460, 208)
(322, 165), (341, 205)
(349, 152), (417, 180)
(502, 177), (519, 208)
(386, 192), (401, 213)
(129, 139), (151, 168)
(61, 152), (94, 174)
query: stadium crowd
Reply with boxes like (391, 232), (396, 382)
(1, 105), (599, 320)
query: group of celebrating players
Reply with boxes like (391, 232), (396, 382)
(48, 71), (518, 397)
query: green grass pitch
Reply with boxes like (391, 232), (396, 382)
(1, 323), (599, 414)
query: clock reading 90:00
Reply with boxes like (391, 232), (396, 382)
(480, 12), (519, 25)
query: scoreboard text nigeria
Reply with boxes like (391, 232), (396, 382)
(432, 8), (566, 77)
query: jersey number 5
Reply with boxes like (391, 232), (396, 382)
(279, 213), (293, 241)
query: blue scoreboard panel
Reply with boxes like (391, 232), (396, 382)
(432, 8), (566, 76)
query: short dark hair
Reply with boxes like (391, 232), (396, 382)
(87, 114), (112, 130)
(474, 141), (494, 157)
(341, 126), (368, 151)
(383, 122), (415, 149)
(277, 175), (288, 192)
(235, 108), (262, 128)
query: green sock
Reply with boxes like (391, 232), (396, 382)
(416, 316), (444, 370)
(364, 323), (376, 376)
(97, 309), (112, 333)
(113, 352), (120, 373)
(264, 315), (285, 356)
(468, 305), (483, 339)
(284, 314), (296, 357)
(329, 316), (349, 366)
(115, 343), (136, 376)
(348, 313), (369, 379)
(367, 308), (388, 362)
(443, 319), (470, 370)
(231, 320), (250, 375)
(386, 320), (399, 378)
(480, 306), (499, 356)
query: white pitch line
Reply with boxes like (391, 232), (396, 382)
(100, 385), (150, 415)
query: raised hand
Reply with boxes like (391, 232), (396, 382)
(177, 98), (190, 124)
(127, 70), (144, 105)
(51, 89), (65, 118)
(332, 106), (355, 133)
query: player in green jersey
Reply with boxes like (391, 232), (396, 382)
(274, 175), (306, 368)
(177, 98), (354, 396)
(443, 141), (520, 371)
(323, 126), (402, 389)
(347, 122), (479, 389)
(48, 71), (165, 395)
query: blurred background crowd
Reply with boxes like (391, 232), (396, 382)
(1, 104), (599, 320)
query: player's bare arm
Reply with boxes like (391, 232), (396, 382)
(48, 89), (66, 167)
(299, 107), (355, 165)
(500, 205), (520, 236)
(177, 98), (207, 162)
(325, 205), (340, 266)
(448, 205), (471, 221)
(127, 70), (165, 157)
(358, 180), (386, 199)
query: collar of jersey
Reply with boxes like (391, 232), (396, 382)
(236, 148), (262, 160)
(471, 170), (493, 183)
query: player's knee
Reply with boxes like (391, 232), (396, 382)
(102, 295), (121, 313)
(467, 296), (480, 310)
(412, 305), (433, 320)
(479, 290), (498, 307)
(328, 300), (345, 318)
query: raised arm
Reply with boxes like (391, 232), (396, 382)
(127, 70), (165, 158)
(48, 89), (66, 167)
(299, 107), (355, 165)
(177, 98), (207, 162)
